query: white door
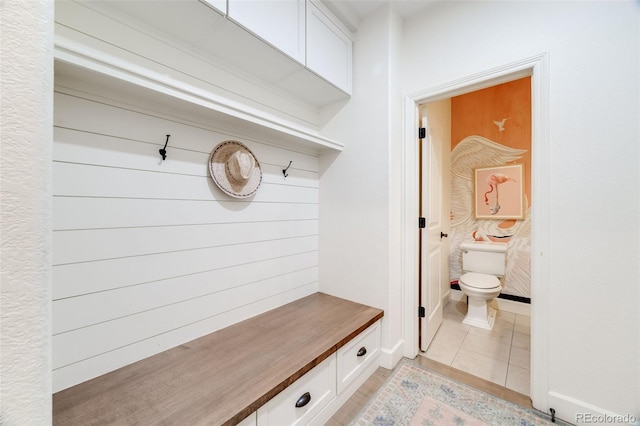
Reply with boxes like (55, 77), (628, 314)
(419, 103), (450, 351)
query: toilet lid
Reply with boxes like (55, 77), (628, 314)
(459, 272), (501, 289)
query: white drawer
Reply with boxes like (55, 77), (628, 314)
(257, 354), (336, 426)
(336, 321), (380, 394)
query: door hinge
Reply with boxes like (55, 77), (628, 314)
(418, 127), (426, 139)
(418, 306), (426, 318)
(418, 217), (426, 229)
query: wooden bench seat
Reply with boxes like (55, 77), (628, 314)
(53, 292), (384, 425)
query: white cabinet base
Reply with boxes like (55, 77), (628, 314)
(257, 355), (336, 426)
(256, 320), (381, 425)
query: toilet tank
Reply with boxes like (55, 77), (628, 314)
(460, 241), (507, 276)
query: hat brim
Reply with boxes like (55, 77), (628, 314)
(209, 141), (262, 198)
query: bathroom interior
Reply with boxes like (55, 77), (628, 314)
(420, 76), (532, 396)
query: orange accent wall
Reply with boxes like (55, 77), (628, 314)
(451, 77), (532, 205)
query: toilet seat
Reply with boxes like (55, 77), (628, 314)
(459, 272), (500, 289)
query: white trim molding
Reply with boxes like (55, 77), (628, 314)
(380, 339), (405, 370)
(401, 53), (550, 413)
(402, 94), (421, 359)
(548, 391), (640, 426)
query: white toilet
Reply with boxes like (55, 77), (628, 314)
(458, 240), (507, 330)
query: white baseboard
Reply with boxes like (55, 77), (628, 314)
(449, 289), (531, 316)
(449, 289), (465, 303)
(380, 339), (404, 370)
(548, 391), (640, 426)
(442, 289), (451, 305)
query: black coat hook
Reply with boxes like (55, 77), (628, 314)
(159, 134), (170, 161)
(283, 160), (292, 178)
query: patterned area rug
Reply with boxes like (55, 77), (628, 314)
(350, 358), (571, 426)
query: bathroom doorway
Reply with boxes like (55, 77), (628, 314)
(404, 54), (550, 411)
(419, 77), (532, 395)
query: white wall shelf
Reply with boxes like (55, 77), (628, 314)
(53, 58), (343, 154)
(54, 0), (346, 153)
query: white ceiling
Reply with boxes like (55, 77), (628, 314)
(322, 0), (437, 32)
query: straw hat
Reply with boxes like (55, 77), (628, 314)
(209, 141), (262, 198)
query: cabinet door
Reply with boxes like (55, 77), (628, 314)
(228, 0), (305, 64)
(257, 355), (336, 425)
(306, 1), (352, 94)
(336, 321), (380, 394)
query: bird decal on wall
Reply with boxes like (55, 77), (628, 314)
(493, 118), (509, 131)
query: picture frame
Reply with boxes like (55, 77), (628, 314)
(474, 164), (524, 219)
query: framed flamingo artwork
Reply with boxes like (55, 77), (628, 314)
(474, 164), (525, 219)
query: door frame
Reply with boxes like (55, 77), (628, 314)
(401, 53), (550, 412)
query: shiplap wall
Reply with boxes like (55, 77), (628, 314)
(52, 90), (320, 392)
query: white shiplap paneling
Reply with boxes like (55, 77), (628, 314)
(53, 220), (318, 265)
(53, 266), (318, 369)
(53, 162), (318, 202)
(53, 197), (318, 230)
(53, 93), (321, 171)
(52, 282), (317, 394)
(53, 236), (318, 299)
(52, 90), (319, 392)
(53, 252), (318, 334)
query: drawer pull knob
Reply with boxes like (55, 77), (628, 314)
(357, 346), (367, 357)
(295, 392), (311, 408)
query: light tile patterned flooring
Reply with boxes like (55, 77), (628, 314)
(422, 299), (531, 396)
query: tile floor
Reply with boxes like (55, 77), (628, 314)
(422, 299), (531, 396)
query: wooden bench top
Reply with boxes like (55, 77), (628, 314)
(53, 292), (384, 425)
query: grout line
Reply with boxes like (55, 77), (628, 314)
(450, 326), (468, 368)
(437, 306), (531, 395)
(504, 315), (515, 387)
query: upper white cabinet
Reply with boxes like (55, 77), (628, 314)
(306, 1), (353, 94)
(228, 0), (306, 64)
(226, 0), (352, 94)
